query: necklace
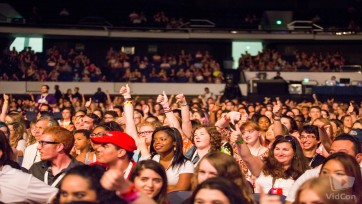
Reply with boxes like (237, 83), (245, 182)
(250, 145), (262, 156)
(309, 154), (317, 167)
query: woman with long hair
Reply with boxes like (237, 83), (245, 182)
(7, 121), (27, 158)
(191, 151), (254, 203)
(145, 126), (194, 192)
(319, 152), (362, 203)
(281, 115), (300, 138)
(130, 160), (168, 204)
(231, 126), (309, 196)
(330, 119), (344, 138)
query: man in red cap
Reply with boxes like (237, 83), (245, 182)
(91, 131), (137, 179)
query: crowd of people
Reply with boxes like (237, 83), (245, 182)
(0, 44), (352, 84)
(0, 82), (361, 203)
(238, 49), (346, 72)
(0, 46), (225, 84)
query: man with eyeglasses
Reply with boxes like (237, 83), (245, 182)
(286, 134), (362, 203)
(28, 126), (83, 188)
(299, 125), (325, 168)
(91, 131), (137, 179)
(22, 116), (59, 170)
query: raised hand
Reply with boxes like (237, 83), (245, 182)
(100, 159), (126, 191)
(272, 101), (283, 117)
(175, 93), (186, 105)
(230, 121), (242, 144)
(156, 91), (169, 106)
(137, 137), (148, 152)
(120, 84), (131, 98)
(3, 93), (9, 101)
(85, 98), (92, 109)
(142, 104), (150, 114)
(228, 111), (241, 125)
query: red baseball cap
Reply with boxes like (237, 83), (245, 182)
(91, 131), (137, 152)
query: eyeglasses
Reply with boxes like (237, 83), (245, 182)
(139, 131), (153, 135)
(38, 140), (60, 147)
(299, 135), (316, 140)
(275, 135), (297, 148)
(90, 132), (105, 137)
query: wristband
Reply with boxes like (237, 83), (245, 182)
(4, 101), (8, 104)
(117, 184), (140, 203)
(236, 138), (244, 144)
(163, 106), (171, 112)
(124, 98), (132, 103)
(123, 101), (133, 105)
(181, 103), (188, 107)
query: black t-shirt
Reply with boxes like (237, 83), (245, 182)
(307, 154), (325, 168)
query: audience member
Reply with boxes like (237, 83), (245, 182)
(28, 126), (83, 187)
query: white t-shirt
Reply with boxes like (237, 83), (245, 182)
(152, 154), (194, 186)
(0, 165), (58, 203)
(22, 142), (40, 170)
(16, 139), (26, 152)
(255, 172), (295, 197)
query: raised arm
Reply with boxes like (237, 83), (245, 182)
(312, 94), (321, 106)
(105, 90), (114, 110)
(175, 94), (192, 139)
(230, 125), (264, 177)
(157, 91), (182, 133)
(198, 95), (207, 109)
(120, 84), (139, 141)
(0, 94), (9, 122)
(272, 100), (284, 136)
(214, 111), (240, 129)
(318, 126), (332, 153)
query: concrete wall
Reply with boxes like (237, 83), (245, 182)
(0, 81), (248, 96)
